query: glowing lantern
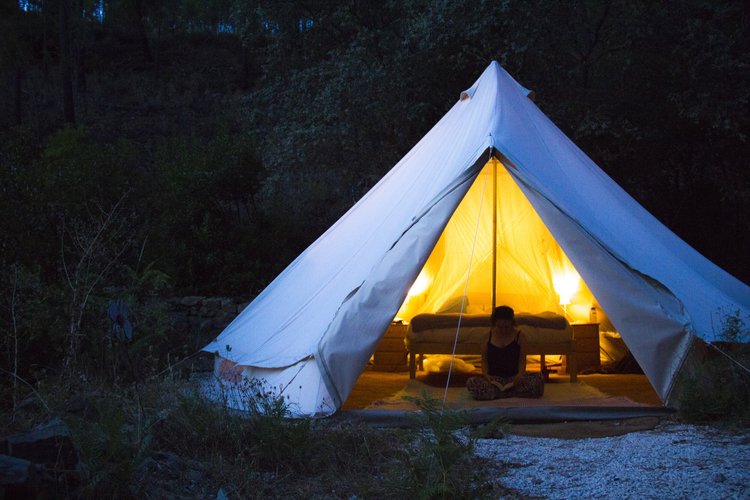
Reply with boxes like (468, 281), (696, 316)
(408, 270), (430, 297)
(553, 271), (580, 316)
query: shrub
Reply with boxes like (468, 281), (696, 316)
(399, 391), (492, 499)
(676, 311), (750, 425)
(69, 397), (151, 497)
(158, 377), (312, 473)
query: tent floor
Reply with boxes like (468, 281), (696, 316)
(341, 367), (663, 410)
(337, 367), (670, 432)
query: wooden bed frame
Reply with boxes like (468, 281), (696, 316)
(407, 333), (578, 382)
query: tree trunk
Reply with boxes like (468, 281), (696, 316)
(76, 0), (87, 95)
(59, 0), (75, 124)
(14, 66), (23, 125)
(134, 0), (153, 63)
(154, 20), (161, 82)
(241, 45), (251, 90)
(64, 286), (81, 375)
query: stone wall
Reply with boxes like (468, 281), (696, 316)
(169, 296), (250, 339)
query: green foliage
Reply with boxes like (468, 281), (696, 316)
(0, 265), (67, 389)
(677, 355), (750, 425)
(69, 398), (151, 497)
(3, 369), (504, 497)
(676, 312), (750, 425)
(162, 378), (312, 473)
(218, 377), (313, 470)
(3, 0), (750, 297)
(39, 126), (138, 213)
(717, 310), (749, 343)
(400, 391), (490, 499)
(154, 379), (489, 498)
(151, 131), (269, 293)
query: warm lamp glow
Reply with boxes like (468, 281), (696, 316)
(553, 271), (580, 306)
(408, 271), (430, 297)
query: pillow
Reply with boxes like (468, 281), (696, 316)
(423, 355), (476, 373)
(437, 296), (469, 314)
(464, 305), (486, 315)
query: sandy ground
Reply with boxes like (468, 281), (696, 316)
(476, 420), (750, 499)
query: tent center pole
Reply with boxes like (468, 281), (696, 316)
(491, 156), (497, 312)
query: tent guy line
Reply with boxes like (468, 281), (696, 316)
(443, 160), (489, 408)
(707, 343), (750, 375)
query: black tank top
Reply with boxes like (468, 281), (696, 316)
(486, 332), (520, 377)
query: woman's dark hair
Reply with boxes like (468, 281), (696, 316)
(491, 305), (515, 325)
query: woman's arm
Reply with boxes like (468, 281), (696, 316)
(481, 336), (489, 378)
(515, 330), (527, 382)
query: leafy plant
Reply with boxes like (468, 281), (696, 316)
(217, 377), (313, 470)
(159, 376), (312, 475)
(717, 309), (749, 343)
(400, 391), (491, 499)
(70, 398), (151, 497)
(676, 311), (750, 425)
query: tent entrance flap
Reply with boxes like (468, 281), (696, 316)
(396, 159), (600, 325)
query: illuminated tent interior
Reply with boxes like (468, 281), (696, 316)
(396, 157), (597, 324)
(204, 61), (750, 417)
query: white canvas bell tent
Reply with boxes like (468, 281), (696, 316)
(203, 61), (750, 417)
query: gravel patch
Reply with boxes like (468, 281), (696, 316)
(474, 422), (750, 499)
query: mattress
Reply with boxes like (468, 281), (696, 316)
(410, 311), (568, 331)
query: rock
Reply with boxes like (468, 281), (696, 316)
(213, 312), (235, 330)
(190, 354), (214, 373)
(134, 450), (213, 498)
(713, 472), (727, 483)
(171, 312), (190, 332)
(178, 296), (203, 308)
(1, 418), (79, 471)
(0, 454), (37, 483)
(0, 454), (41, 498)
(220, 298), (236, 313)
(199, 319), (216, 336)
(202, 298), (222, 313)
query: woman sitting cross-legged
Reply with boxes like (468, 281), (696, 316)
(466, 305), (544, 400)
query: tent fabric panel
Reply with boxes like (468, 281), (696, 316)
(484, 62), (749, 341)
(203, 66), (502, 369)
(511, 172), (694, 401)
(317, 162), (484, 408)
(208, 355), (334, 417)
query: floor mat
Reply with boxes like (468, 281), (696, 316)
(365, 377), (646, 411)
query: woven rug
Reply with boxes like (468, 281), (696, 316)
(365, 377), (645, 411)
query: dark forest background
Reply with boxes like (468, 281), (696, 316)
(1, 0), (749, 384)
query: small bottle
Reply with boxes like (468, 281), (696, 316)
(589, 306), (598, 323)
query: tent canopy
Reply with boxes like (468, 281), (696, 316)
(398, 158), (595, 322)
(204, 61), (750, 416)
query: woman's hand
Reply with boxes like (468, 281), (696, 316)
(490, 379), (514, 391)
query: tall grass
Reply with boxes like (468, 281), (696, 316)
(676, 310), (750, 425)
(399, 391), (494, 499)
(3, 372), (504, 497)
